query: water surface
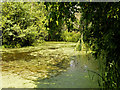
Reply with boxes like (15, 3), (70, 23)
(1, 42), (101, 88)
(36, 53), (101, 88)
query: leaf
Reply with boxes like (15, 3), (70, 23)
(8, 32), (13, 36)
(18, 34), (25, 38)
(56, 21), (58, 25)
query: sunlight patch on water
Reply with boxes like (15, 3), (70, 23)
(1, 42), (76, 88)
(2, 72), (36, 88)
(1, 42), (100, 88)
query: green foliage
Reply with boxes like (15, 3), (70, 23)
(2, 2), (48, 48)
(44, 2), (79, 41)
(61, 30), (81, 42)
(45, 2), (120, 89)
(75, 40), (81, 51)
(2, 2), (119, 88)
(79, 2), (120, 88)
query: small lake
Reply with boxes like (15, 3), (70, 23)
(36, 53), (101, 88)
(1, 42), (102, 88)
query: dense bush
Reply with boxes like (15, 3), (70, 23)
(79, 2), (120, 88)
(2, 2), (48, 48)
(61, 30), (81, 42)
(45, 2), (120, 89)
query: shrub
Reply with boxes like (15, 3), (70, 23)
(61, 30), (81, 42)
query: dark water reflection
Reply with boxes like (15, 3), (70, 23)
(36, 54), (101, 88)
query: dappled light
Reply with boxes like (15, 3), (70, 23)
(1, 2), (119, 89)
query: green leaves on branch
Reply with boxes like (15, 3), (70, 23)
(2, 2), (48, 48)
(79, 2), (120, 88)
(44, 2), (79, 40)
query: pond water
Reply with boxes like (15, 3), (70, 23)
(1, 42), (102, 88)
(36, 53), (101, 88)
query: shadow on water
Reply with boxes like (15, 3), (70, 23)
(2, 52), (36, 62)
(36, 53), (101, 88)
(2, 42), (102, 88)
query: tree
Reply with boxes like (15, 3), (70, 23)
(79, 2), (120, 88)
(45, 2), (120, 88)
(2, 2), (47, 48)
(44, 2), (79, 41)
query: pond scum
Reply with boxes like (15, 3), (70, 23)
(1, 42), (76, 88)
